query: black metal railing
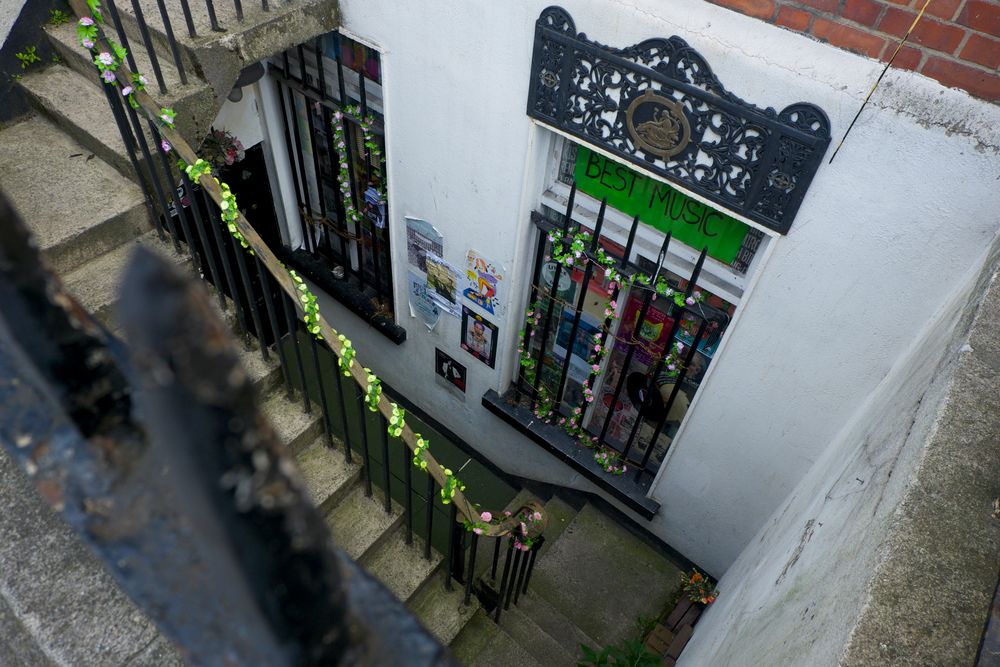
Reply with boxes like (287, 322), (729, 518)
(270, 36), (395, 318)
(76, 6), (542, 625)
(514, 191), (728, 480)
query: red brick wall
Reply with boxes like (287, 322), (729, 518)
(706, 0), (1000, 102)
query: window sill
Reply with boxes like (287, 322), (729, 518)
(482, 389), (660, 519)
(278, 248), (406, 345)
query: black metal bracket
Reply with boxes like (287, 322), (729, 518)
(527, 6), (831, 234)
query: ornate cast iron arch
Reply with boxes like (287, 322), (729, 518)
(527, 6), (831, 234)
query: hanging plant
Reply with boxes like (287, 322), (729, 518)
(202, 128), (246, 170)
(364, 369), (381, 411)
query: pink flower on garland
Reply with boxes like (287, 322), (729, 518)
(685, 296), (695, 306)
(533, 511), (542, 521)
(82, 38), (94, 49)
(480, 511), (492, 522)
(101, 70), (115, 83)
(79, 16), (94, 25)
(161, 139), (171, 153)
(97, 52), (114, 66)
(138, 75), (148, 86)
(591, 364), (600, 373)
(121, 85), (133, 96)
(473, 527), (483, 535)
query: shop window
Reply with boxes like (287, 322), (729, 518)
(507, 139), (763, 481)
(269, 33), (394, 323)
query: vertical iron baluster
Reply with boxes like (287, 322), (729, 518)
(280, 290), (311, 414)
(296, 44), (309, 87)
(261, 0), (268, 10)
(423, 474), (434, 560)
(578, 214), (640, 417)
(444, 504), (458, 591)
(103, 0), (139, 72)
(302, 90), (329, 233)
(340, 120), (365, 291)
(232, 0), (243, 21)
(285, 88), (316, 253)
(503, 548), (523, 610)
(490, 537), (501, 581)
(333, 368), (353, 462)
(621, 256), (707, 463)
(180, 172), (226, 309)
(177, 0), (197, 36)
(464, 532), (479, 606)
(202, 188), (247, 339)
(230, 225), (264, 351)
(355, 384), (373, 497)
(123, 104), (178, 251)
(512, 544), (530, 605)
(153, 0), (188, 84)
(128, 0), (167, 93)
(597, 232), (673, 446)
(403, 438), (413, 545)
(307, 336), (334, 447)
(358, 75), (384, 303)
(531, 182), (576, 407)
(255, 257), (292, 396)
(151, 126), (201, 274)
(274, 78), (312, 252)
(97, 79), (162, 242)
(521, 536), (544, 595)
(380, 420), (391, 513)
(515, 226), (550, 399)
(553, 197), (607, 412)
(204, 0), (223, 32)
(494, 539), (514, 622)
(333, 33), (348, 105)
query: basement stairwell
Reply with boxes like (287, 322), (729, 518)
(0, 1), (686, 663)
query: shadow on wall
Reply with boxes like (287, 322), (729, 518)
(1, 0), (63, 124)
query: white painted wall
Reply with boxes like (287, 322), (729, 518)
(676, 230), (1000, 666)
(275, 0), (1000, 575)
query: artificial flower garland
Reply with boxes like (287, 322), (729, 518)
(331, 106), (387, 229)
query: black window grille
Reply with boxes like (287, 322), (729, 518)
(513, 187), (737, 480)
(270, 33), (393, 317)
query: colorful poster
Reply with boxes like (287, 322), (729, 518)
(463, 250), (504, 315)
(461, 306), (498, 368)
(435, 348), (467, 393)
(425, 254), (461, 317)
(408, 271), (440, 330)
(406, 217), (443, 273)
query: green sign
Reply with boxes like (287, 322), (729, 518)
(573, 146), (749, 264)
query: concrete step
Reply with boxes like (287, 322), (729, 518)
(497, 602), (577, 667)
(18, 64), (135, 183)
(465, 618), (542, 667)
(45, 21), (217, 147)
(409, 581), (480, 647)
(295, 435), (360, 515)
(524, 503), (683, 647)
(259, 387), (322, 456)
(361, 528), (443, 603)
(511, 588), (598, 661)
(63, 229), (187, 328)
(324, 483), (402, 561)
(450, 608), (504, 666)
(537, 494), (579, 558)
(236, 341), (283, 396)
(0, 116), (149, 275)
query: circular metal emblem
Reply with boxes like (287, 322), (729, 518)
(625, 90), (691, 160)
(539, 69), (559, 89)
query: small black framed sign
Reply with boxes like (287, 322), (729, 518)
(460, 305), (498, 368)
(435, 348), (467, 392)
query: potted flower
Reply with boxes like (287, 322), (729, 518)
(680, 569), (718, 605)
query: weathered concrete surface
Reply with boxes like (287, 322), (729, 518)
(0, 449), (183, 666)
(0, 116), (148, 275)
(678, 231), (1000, 666)
(325, 483), (402, 560)
(362, 529), (442, 602)
(409, 582), (480, 646)
(528, 503), (682, 646)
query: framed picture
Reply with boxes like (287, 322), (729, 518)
(460, 305), (498, 368)
(435, 348), (467, 393)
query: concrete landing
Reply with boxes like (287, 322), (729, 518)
(0, 116), (148, 275)
(528, 503), (682, 646)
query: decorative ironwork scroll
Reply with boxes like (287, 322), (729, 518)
(527, 6), (831, 234)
